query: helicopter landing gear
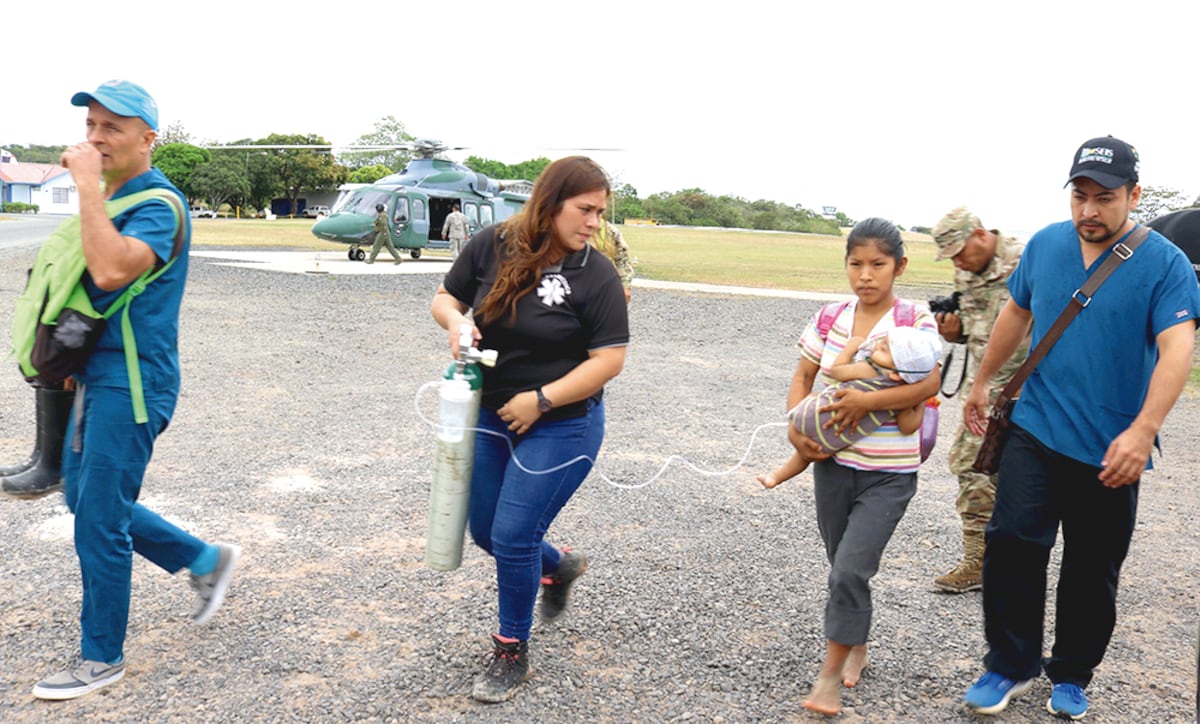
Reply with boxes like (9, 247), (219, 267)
(347, 246), (366, 261)
(410, 249), (422, 260)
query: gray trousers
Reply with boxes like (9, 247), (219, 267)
(813, 460), (917, 645)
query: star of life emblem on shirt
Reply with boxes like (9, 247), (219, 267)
(537, 275), (570, 306)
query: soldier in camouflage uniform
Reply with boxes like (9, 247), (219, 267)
(930, 206), (1029, 593)
(590, 220), (635, 304)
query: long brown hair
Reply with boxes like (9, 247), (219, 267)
(475, 156), (610, 324)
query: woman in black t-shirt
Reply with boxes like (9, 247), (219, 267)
(431, 156), (629, 704)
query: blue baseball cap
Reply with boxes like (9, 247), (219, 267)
(70, 80), (159, 131)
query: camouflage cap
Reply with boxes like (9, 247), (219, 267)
(932, 206), (981, 261)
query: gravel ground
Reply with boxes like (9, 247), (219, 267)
(0, 249), (1197, 723)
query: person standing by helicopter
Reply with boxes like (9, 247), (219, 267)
(430, 156), (628, 703)
(589, 219), (634, 303)
(366, 203), (402, 265)
(442, 202), (470, 260)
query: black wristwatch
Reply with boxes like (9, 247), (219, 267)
(535, 387), (553, 413)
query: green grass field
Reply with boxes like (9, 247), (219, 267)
(190, 218), (1200, 391)
(190, 220), (952, 295)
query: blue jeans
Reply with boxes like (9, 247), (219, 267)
(61, 385), (206, 663)
(983, 424), (1138, 687)
(468, 399), (605, 641)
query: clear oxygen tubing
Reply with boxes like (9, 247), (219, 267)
(415, 380), (789, 491)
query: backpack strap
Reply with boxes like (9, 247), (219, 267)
(820, 298), (919, 341)
(893, 297), (917, 328)
(105, 188), (186, 423)
(816, 300), (851, 341)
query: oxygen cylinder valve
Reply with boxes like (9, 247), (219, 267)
(454, 322), (497, 372)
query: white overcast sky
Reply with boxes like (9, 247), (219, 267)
(5, 0), (1196, 236)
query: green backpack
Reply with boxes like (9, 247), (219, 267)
(11, 188), (185, 423)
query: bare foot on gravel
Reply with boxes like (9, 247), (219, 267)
(802, 674), (842, 716)
(841, 644), (869, 687)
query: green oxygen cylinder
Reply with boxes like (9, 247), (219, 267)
(425, 326), (495, 571)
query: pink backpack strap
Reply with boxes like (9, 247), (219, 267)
(816, 301), (851, 341)
(893, 297), (917, 328)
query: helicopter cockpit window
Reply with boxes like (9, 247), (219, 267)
(413, 199), (426, 220)
(480, 205), (494, 227)
(394, 197), (409, 223)
(464, 203), (480, 230)
(345, 190), (393, 215)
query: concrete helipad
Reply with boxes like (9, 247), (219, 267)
(189, 249), (853, 302)
(190, 250), (452, 276)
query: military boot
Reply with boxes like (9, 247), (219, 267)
(933, 528), (984, 593)
(2, 387), (75, 499)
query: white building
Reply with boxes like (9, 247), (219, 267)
(0, 149), (77, 214)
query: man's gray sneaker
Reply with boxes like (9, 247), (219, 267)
(32, 657), (125, 700)
(190, 543), (240, 624)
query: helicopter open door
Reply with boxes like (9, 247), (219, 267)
(428, 197), (462, 248)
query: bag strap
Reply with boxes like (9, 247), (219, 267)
(106, 189), (186, 423)
(819, 298), (919, 341)
(893, 297), (917, 328)
(816, 300), (851, 341)
(993, 225), (1150, 410)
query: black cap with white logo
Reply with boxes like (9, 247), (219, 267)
(1065, 135), (1139, 189)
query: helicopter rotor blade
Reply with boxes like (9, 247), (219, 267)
(534, 147), (625, 152)
(204, 144), (420, 151)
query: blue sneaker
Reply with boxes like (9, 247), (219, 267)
(963, 671), (1034, 714)
(1047, 683), (1088, 719)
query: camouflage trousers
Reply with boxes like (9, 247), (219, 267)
(946, 421), (996, 533)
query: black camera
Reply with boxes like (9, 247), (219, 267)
(929, 291), (961, 315)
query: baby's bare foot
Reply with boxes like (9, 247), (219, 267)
(755, 473), (781, 489)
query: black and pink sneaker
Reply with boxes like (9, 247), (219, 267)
(539, 549), (589, 623)
(472, 633), (531, 703)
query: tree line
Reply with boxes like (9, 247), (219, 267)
(6, 120), (1196, 232)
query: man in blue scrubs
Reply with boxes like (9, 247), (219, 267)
(959, 136), (1200, 719)
(31, 80), (240, 701)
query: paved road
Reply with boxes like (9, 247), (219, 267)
(0, 214), (65, 252)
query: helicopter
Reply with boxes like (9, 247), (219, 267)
(312, 138), (533, 260)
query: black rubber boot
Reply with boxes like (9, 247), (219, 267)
(0, 389), (45, 476)
(0, 442), (39, 476)
(2, 387), (75, 499)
